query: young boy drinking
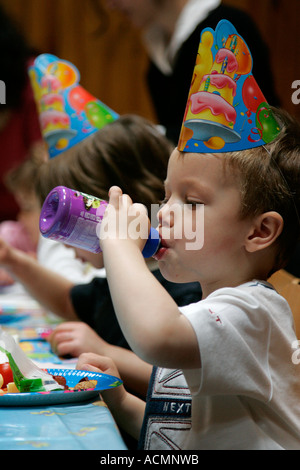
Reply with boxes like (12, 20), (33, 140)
(76, 20), (300, 449)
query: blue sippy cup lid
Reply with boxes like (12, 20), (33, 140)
(142, 227), (161, 258)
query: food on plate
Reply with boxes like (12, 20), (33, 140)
(73, 377), (97, 390)
(51, 374), (68, 389)
(0, 368), (98, 395)
(0, 362), (14, 387)
(51, 374), (97, 391)
(0, 330), (66, 393)
(0, 330), (99, 396)
(7, 382), (19, 393)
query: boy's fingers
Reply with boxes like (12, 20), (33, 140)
(108, 186), (123, 207)
(108, 187), (134, 210)
(76, 363), (100, 373)
(120, 194), (133, 213)
(76, 353), (120, 377)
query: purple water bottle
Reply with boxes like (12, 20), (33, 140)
(39, 186), (160, 257)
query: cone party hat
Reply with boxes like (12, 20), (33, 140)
(178, 19), (281, 153)
(29, 54), (119, 158)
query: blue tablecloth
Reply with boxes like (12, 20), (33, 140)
(0, 285), (127, 450)
(0, 398), (127, 450)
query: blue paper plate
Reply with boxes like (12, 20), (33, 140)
(0, 368), (122, 406)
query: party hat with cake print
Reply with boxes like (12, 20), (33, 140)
(178, 19), (281, 153)
(29, 54), (119, 158)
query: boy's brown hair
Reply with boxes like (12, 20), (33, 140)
(223, 108), (300, 274)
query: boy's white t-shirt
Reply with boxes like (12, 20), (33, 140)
(141, 281), (300, 450)
(180, 280), (300, 449)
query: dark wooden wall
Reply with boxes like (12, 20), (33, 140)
(1, 0), (300, 122)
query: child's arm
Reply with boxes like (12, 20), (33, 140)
(0, 238), (77, 320)
(100, 187), (200, 370)
(76, 353), (146, 440)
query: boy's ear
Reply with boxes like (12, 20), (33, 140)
(245, 212), (284, 253)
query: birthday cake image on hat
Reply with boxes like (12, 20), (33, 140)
(29, 54), (119, 158)
(178, 19), (280, 153)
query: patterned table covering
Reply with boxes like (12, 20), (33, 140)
(0, 284), (127, 450)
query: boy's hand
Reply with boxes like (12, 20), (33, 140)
(77, 353), (146, 440)
(76, 353), (127, 409)
(76, 352), (121, 379)
(100, 186), (150, 253)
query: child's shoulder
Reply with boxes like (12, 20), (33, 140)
(179, 280), (294, 341)
(179, 279), (290, 317)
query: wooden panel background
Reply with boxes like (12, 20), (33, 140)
(1, 0), (300, 123)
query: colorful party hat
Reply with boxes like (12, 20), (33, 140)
(178, 19), (281, 153)
(29, 54), (119, 158)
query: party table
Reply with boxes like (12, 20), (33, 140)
(0, 398), (126, 450)
(0, 283), (127, 450)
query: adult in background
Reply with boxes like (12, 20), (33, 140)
(104, 0), (280, 143)
(0, 5), (43, 222)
